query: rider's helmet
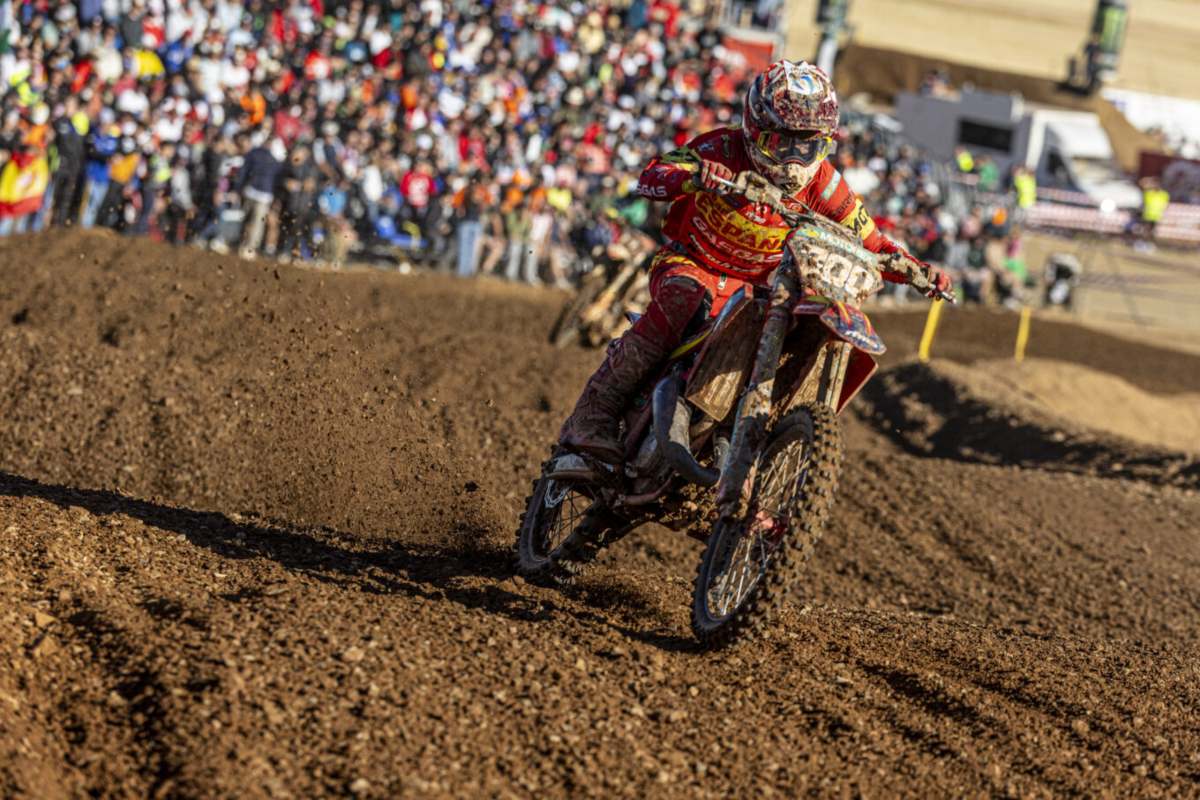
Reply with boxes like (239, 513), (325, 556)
(742, 60), (839, 193)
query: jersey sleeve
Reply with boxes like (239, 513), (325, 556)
(637, 129), (739, 202)
(636, 142), (702, 201)
(805, 162), (914, 283)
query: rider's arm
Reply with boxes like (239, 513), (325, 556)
(802, 162), (916, 283)
(636, 145), (702, 201)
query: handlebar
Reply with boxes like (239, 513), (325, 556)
(709, 172), (801, 226)
(708, 171), (957, 304)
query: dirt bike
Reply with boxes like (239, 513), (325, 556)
(516, 172), (955, 648)
(549, 240), (653, 349)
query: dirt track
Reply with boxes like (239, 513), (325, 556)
(2, 231), (1199, 798)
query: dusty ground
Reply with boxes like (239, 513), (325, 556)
(2, 230), (1200, 798)
(969, 357), (1200, 453)
(787, 0), (1200, 100)
(1021, 233), (1200, 337)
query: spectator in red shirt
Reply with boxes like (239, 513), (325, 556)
(401, 161), (438, 227)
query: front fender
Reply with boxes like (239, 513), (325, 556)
(793, 299), (886, 356)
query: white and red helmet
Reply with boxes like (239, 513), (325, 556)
(742, 60), (839, 192)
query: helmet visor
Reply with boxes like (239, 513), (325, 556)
(753, 131), (834, 165)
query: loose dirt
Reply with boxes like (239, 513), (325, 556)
(861, 358), (1200, 489)
(2, 231), (1199, 798)
(975, 357), (1200, 453)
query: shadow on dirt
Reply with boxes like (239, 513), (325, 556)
(859, 363), (1200, 489)
(0, 471), (693, 651)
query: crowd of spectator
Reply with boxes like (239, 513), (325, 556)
(834, 113), (1034, 307)
(0, 0), (1032, 303)
(0, 0), (748, 281)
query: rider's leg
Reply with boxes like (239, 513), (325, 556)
(558, 254), (714, 464)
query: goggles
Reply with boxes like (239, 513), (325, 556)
(752, 130), (834, 166)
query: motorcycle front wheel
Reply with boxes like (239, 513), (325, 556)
(690, 404), (842, 649)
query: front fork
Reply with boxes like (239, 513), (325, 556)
(714, 265), (802, 517)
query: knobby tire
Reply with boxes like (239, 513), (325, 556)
(690, 404), (843, 649)
(514, 450), (627, 585)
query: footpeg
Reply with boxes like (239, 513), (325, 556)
(546, 452), (608, 481)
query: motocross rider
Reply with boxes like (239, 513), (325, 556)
(559, 60), (952, 464)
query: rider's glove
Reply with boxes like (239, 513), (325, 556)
(886, 253), (954, 298)
(924, 265), (953, 298)
(694, 160), (734, 193)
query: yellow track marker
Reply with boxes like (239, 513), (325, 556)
(1014, 306), (1032, 363)
(917, 299), (944, 363)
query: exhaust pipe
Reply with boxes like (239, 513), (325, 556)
(652, 375), (719, 487)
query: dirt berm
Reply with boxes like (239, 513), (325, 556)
(2, 230), (1199, 798)
(861, 358), (1200, 488)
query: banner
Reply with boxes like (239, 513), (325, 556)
(721, 32), (777, 75)
(0, 152), (50, 218)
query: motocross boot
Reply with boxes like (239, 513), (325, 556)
(558, 329), (669, 464)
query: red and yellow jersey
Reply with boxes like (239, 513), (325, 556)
(637, 127), (906, 284)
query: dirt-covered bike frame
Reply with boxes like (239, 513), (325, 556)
(517, 171), (954, 648)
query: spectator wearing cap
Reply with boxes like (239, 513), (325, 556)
(524, 188), (554, 287)
(95, 131), (140, 230)
(400, 160), (437, 232)
(118, 0), (147, 51)
(277, 142), (319, 262)
(133, 139), (176, 237)
(317, 178), (353, 268)
(455, 177), (490, 278)
(189, 130), (230, 244)
(479, 201), (508, 276)
(162, 150), (195, 245)
(313, 120), (343, 184)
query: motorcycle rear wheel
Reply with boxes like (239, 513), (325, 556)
(514, 457), (625, 584)
(690, 404), (842, 649)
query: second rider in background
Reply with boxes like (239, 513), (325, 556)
(559, 59), (953, 463)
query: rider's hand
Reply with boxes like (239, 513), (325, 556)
(889, 253), (953, 299)
(923, 264), (953, 298)
(694, 160), (734, 192)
